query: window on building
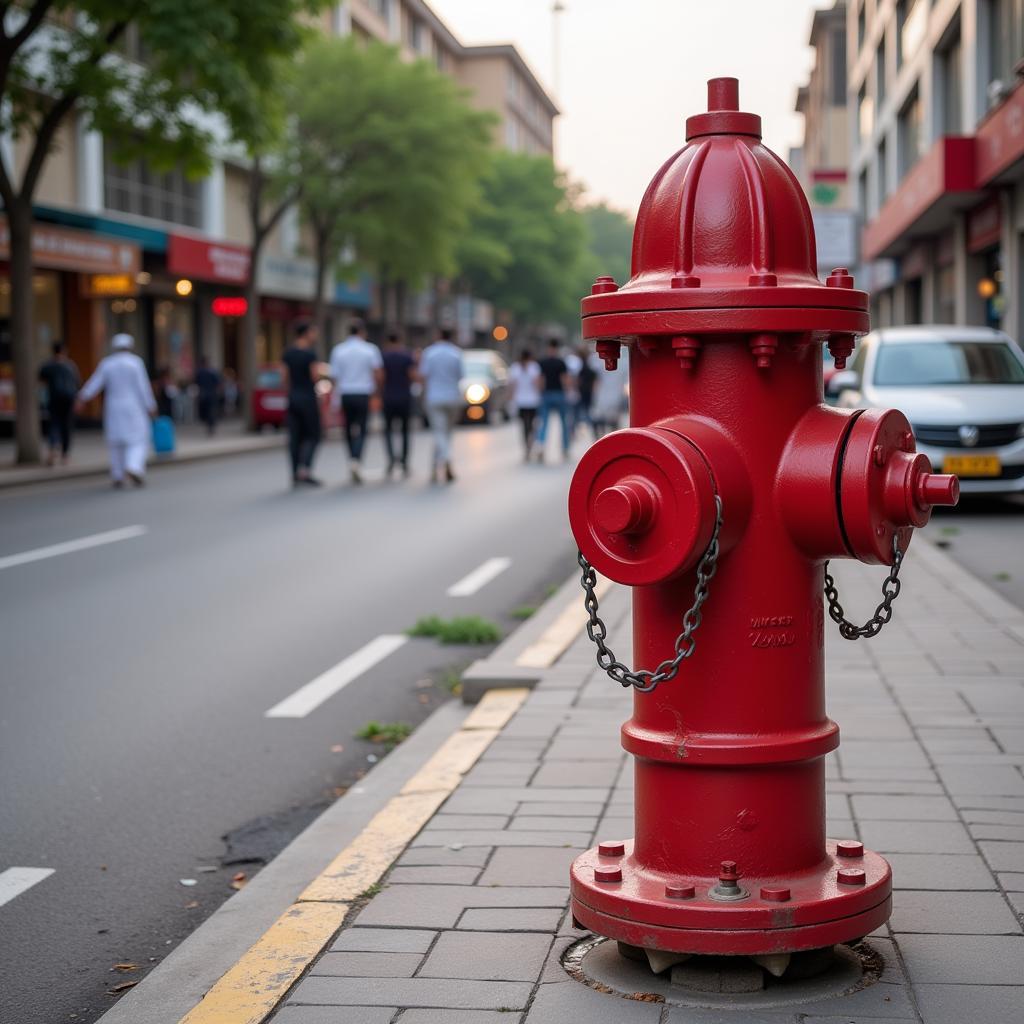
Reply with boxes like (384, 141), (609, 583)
(103, 144), (203, 228)
(367, 0), (390, 21)
(831, 28), (847, 104)
(985, 0), (1024, 106)
(859, 82), (873, 139)
(858, 168), (869, 219)
(435, 48), (447, 72)
(939, 30), (963, 133)
(897, 0), (927, 67)
(878, 136), (889, 204)
(406, 15), (424, 52)
(898, 87), (924, 179)
(506, 66), (519, 103)
(875, 40), (887, 107)
(504, 116), (521, 151)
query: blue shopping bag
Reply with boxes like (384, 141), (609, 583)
(152, 415), (176, 455)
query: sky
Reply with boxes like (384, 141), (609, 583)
(429, 0), (831, 215)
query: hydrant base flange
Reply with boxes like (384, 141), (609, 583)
(570, 839), (891, 957)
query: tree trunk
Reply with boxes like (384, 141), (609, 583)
(240, 254), (261, 431)
(9, 198), (41, 464)
(395, 278), (408, 330)
(312, 228), (329, 356)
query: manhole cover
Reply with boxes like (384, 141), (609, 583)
(562, 936), (883, 1010)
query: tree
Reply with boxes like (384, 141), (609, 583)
(292, 35), (493, 340)
(0, 0), (316, 463)
(579, 202), (634, 290)
(457, 151), (589, 329)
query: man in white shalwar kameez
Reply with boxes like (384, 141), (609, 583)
(76, 334), (156, 487)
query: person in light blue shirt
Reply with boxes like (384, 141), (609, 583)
(419, 327), (465, 483)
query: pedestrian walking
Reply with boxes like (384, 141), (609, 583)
(282, 322), (323, 488)
(507, 348), (542, 460)
(75, 334), (156, 488)
(590, 348), (629, 438)
(534, 339), (571, 461)
(329, 321), (383, 484)
(564, 345), (583, 438)
(38, 340), (79, 465)
(380, 331), (415, 477)
(154, 367), (178, 419)
(575, 345), (597, 440)
(420, 327), (464, 484)
(194, 356), (221, 436)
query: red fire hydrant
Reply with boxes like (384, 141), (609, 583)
(567, 79), (958, 965)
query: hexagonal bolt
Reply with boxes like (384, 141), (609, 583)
(826, 267), (855, 289)
(749, 332), (778, 369)
(665, 883), (696, 899)
(760, 885), (791, 902)
(595, 339), (620, 371)
(598, 841), (626, 858)
(670, 273), (701, 289)
(827, 332), (855, 370)
(672, 334), (701, 371)
(836, 840), (865, 858)
(591, 275), (619, 295)
(594, 865), (622, 883)
(837, 867), (866, 886)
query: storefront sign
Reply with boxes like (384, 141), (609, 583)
(0, 218), (140, 275)
(976, 79), (1024, 185)
(257, 253), (319, 300)
(812, 210), (858, 269)
(168, 233), (251, 284)
(212, 296), (248, 317)
(81, 272), (138, 297)
(966, 196), (1003, 253)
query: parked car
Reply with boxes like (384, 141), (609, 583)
(251, 363), (339, 431)
(459, 349), (510, 424)
(829, 325), (1024, 496)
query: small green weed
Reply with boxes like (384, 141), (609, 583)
(356, 720), (413, 750)
(994, 571), (1012, 582)
(357, 882), (382, 900)
(510, 605), (537, 620)
(940, 526), (960, 537)
(544, 582), (560, 598)
(409, 615), (502, 645)
(438, 668), (463, 694)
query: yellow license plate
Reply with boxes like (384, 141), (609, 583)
(942, 454), (1002, 477)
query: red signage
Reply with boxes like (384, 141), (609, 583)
(0, 217), (140, 275)
(966, 196), (1002, 253)
(212, 296), (248, 317)
(976, 79), (1024, 185)
(861, 137), (976, 261)
(168, 233), (251, 284)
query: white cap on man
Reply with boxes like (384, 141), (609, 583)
(111, 333), (135, 350)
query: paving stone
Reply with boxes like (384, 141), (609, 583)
(938, 764), (1024, 797)
(288, 977), (532, 1010)
(354, 885), (567, 929)
(858, 820), (975, 854)
(897, 933), (1024, 983)
(531, 761), (621, 787)
(997, 871), (1024, 890)
(992, 727), (1024, 753)
(545, 737), (628, 760)
(462, 763), (538, 786)
(508, 815), (599, 832)
(388, 866), (482, 885)
(850, 795), (958, 821)
(890, 890), (1022, 934)
(397, 847), (493, 868)
(1007, 891), (1024, 915)
(515, 801), (606, 817)
(458, 907), (564, 931)
(886, 853), (995, 890)
(400, 1012), (523, 1024)
(426, 815), (510, 830)
(839, 741), (930, 768)
(478, 847), (581, 887)
(330, 927), (436, 953)
(274, 1008), (396, 1024)
(978, 840), (1024, 871)
(443, 788), (609, 814)
(413, 830), (592, 848)
(914, 983), (1024, 1024)
(419, 930), (552, 981)
(310, 951), (423, 977)
(828, 781), (945, 795)
(784, 980), (915, 1019)
(525, 980), (661, 1022)
(662, 1010), (795, 1023)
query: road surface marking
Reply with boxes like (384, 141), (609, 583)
(0, 525), (147, 571)
(0, 867), (54, 908)
(264, 634), (410, 718)
(178, 688), (529, 1023)
(447, 556), (512, 596)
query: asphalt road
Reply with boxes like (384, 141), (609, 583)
(0, 422), (579, 1024)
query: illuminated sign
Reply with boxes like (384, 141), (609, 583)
(212, 296), (248, 317)
(82, 273), (138, 297)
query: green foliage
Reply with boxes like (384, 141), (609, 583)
(356, 882), (383, 899)
(292, 35), (494, 287)
(457, 151), (589, 324)
(408, 615), (503, 645)
(509, 605), (537, 621)
(356, 721), (413, 748)
(579, 203), (635, 291)
(437, 668), (464, 695)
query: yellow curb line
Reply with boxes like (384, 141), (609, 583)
(515, 575), (612, 668)
(178, 686), (529, 1024)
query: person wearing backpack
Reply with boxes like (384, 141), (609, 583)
(38, 341), (80, 466)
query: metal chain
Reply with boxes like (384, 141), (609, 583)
(577, 496), (723, 693)
(823, 535), (904, 640)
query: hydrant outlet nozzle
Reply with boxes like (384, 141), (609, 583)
(916, 473), (959, 508)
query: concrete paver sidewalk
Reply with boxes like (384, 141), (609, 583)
(271, 537), (1024, 1024)
(0, 419), (281, 488)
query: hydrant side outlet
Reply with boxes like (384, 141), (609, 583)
(567, 78), (957, 958)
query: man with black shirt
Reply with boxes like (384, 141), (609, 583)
(282, 322), (322, 487)
(380, 331), (415, 477)
(38, 341), (79, 466)
(534, 339), (571, 462)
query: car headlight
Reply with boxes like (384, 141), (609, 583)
(465, 382), (490, 405)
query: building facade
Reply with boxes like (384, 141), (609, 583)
(849, 0), (1024, 335)
(0, 0), (557, 415)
